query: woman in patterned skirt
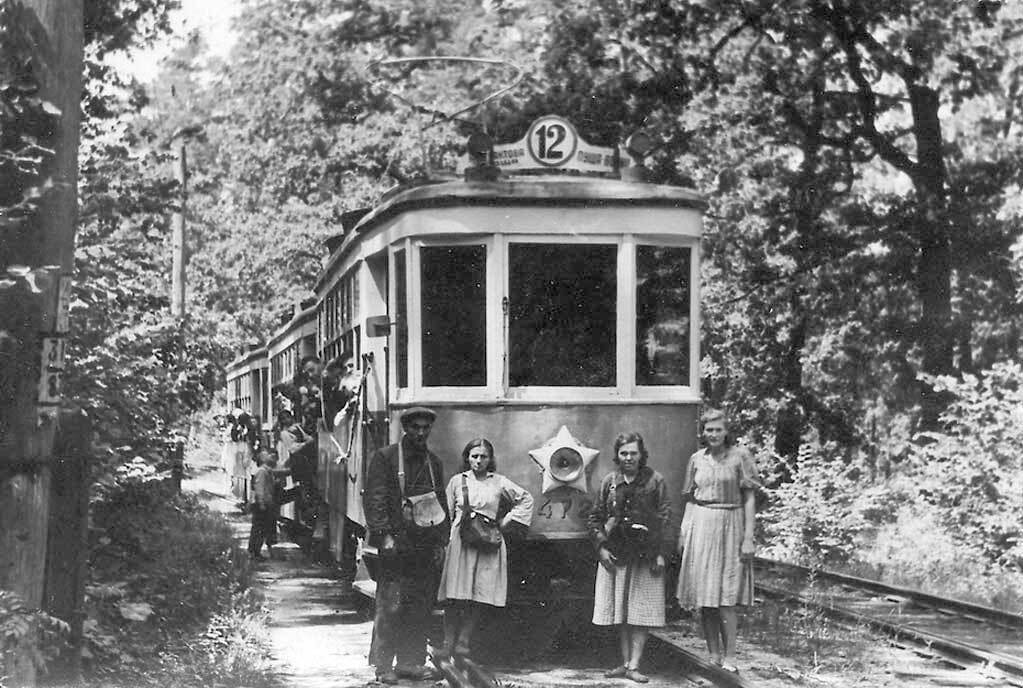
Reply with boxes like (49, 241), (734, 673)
(588, 432), (671, 684)
(437, 438), (534, 658)
(675, 409), (760, 673)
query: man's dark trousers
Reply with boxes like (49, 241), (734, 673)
(369, 547), (439, 669)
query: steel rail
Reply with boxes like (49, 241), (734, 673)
(648, 629), (759, 688)
(756, 580), (1023, 686)
(755, 557), (1023, 630)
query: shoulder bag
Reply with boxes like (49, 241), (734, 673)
(459, 473), (503, 551)
(398, 439), (446, 529)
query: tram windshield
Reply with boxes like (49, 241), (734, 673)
(508, 243), (617, 387)
(389, 234), (696, 396)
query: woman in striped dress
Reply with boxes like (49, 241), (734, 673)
(675, 409), (760, 673)
(588, 432), (671, 684)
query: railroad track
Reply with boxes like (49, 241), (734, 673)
(754, 557), (1023, 686)
(648, 629), (758, 688)
(354, 580), (756, 687)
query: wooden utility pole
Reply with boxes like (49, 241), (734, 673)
(168, 124), (202, 320)
(170, 139), (187, 318)
(0, 1), (84, 685)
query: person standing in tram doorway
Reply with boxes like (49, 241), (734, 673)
(363, 407), (449, 685)
(437, 438), (533, 659)
(675, 408), (760, 674)
(588, 432), (671, 684)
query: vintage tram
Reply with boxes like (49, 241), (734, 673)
(227, 115), (705, 639)
(317, 116), (705, 615)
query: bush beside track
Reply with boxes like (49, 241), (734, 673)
(76, 462), (272, 687)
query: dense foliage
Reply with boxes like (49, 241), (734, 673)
(82, 465), (271, 686)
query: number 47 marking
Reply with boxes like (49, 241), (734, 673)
(539, 497), (572, 519)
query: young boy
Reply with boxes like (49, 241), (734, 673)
(247, 449), (277, 560)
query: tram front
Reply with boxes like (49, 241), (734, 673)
(319, 115), (705, 641)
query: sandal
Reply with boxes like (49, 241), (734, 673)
(625, 668), (650, 683)
(604, 665), (628, 678)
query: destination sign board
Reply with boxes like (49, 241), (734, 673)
(460, 115), (633, 175)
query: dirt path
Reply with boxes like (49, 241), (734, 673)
(185, 465), (380, 687)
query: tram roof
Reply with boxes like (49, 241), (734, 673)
(226, 345), (268, 376)
(318, 176), (706, 290)
(266, 302), (317, 352)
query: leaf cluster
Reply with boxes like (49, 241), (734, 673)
(83, 469), (261, 684)
(908, 363), (1023, 566)
(0, 589), (69, 683)
(0, 0), (59, 246)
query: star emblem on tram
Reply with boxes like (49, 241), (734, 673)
(528, 425), (599, 495)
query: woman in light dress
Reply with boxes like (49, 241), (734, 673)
(675, 408), (759, 673)
(437, 438), (533, 658)
(588, 432), (671, 684)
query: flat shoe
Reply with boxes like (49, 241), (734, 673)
(625, 668), (649, 683)
(604, 665), (628, 678)
(396, 665), (441, 680)
(374, 669), (399, 685)
(720, 663), (740, 674)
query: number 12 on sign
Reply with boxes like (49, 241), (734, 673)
(527, 115), (578, 167)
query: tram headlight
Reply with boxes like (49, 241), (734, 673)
(549, 447), (584, 483)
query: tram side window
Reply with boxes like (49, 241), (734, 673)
(420, 245), (486, 387)
(636, 245), (691, 386)
(509, 243), (616, 387)
(395, 249), (408, 388)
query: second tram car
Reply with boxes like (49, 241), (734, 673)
(227, 115), (706, 639)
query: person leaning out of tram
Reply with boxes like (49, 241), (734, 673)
(437, 438), (534, 659)
(588, 431), (672, 684)
(675, 408), (760, 674)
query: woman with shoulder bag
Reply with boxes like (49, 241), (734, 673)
(437, 438), (533, 658)
(588, 432), (671, 684)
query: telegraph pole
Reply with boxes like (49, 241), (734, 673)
(171, 138), (187, 318)
(0, 1), (84, 685)
(167, 125), (200, 489)
(168, 124), (201, 319)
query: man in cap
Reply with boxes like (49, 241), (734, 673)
(364, 407), (449, 684)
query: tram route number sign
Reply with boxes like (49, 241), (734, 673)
(462, 115), (633, 175)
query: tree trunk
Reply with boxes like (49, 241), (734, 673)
(774, 108), (822, 467)
(0, 1), (83, 685)
(909, 85), (953, 426)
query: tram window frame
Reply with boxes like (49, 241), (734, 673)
(505, 236), (622, 400)
(419, 242), (488, 388)
(320, 266), (361, 367)
(383, 228), (699, 404)
(391, 246), (410, 394)
(629, 236), (700, 395)
(393, 237), (500, 402)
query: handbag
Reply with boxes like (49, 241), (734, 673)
(459, 473), (502, 551)
(398, 438), (446, 529)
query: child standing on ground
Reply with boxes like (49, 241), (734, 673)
(248, 450), (277, 560)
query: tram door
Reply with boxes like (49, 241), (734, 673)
(341, 251), (389, 538)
